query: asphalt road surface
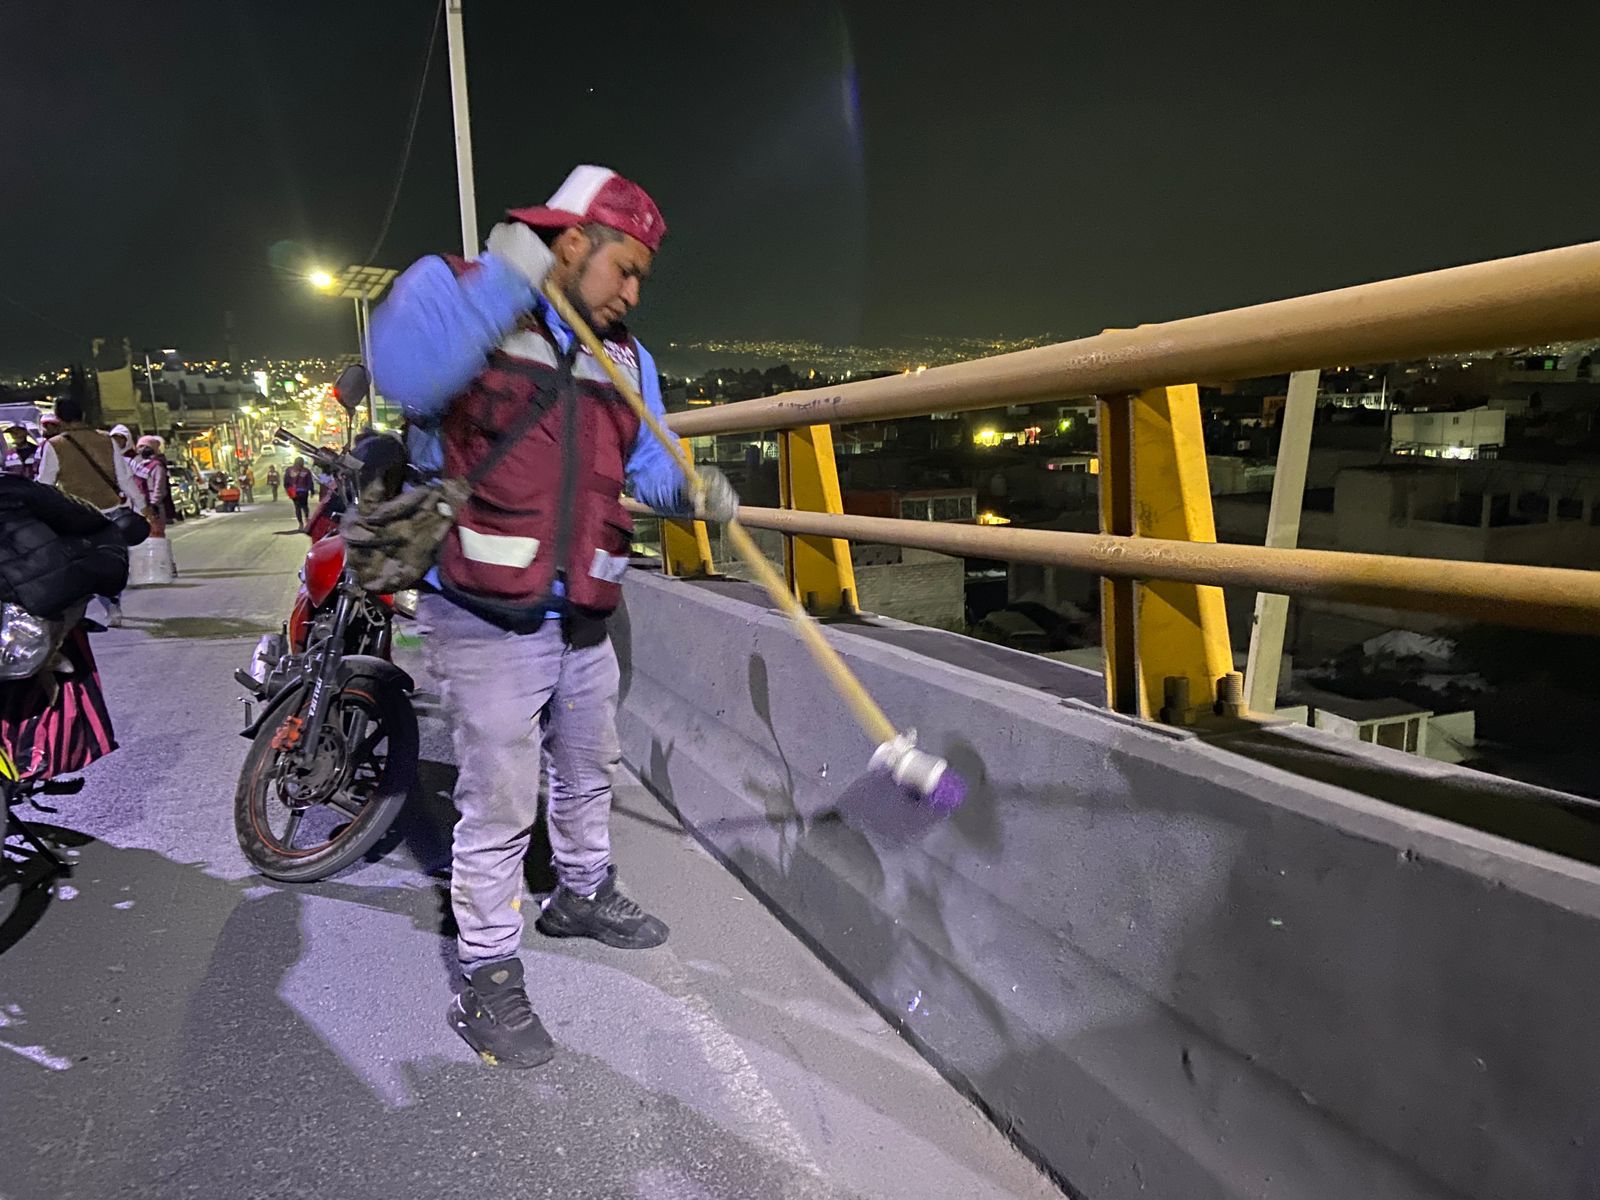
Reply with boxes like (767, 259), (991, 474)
(0, 500), (1060, 1200)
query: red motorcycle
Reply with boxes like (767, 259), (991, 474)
(232, 367), (417, 881)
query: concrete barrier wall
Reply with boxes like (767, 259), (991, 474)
(613, 567), (1600, 1200)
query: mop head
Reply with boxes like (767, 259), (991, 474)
(870, 732), (968, 811)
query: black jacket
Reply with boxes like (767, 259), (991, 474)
(0, 476), (130, 617)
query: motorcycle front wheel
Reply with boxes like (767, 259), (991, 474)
(234, 679), (417, 882)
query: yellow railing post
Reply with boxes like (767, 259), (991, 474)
(1099, 380), (1235, 720)
(660, 437), (716, 578)
(777, 424), (858, 616)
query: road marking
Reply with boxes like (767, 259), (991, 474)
(653, 953), (824, 1179)
(0, 1038), (72, 1071)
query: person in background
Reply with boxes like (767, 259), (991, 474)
(131, 436), (170, 537)
(3, 426), (40, 480)
(109, 425), (134, 468)
(109, 426), (145, 512)
(36, 395), (138, 626)
(37, 396), (135, 509)
(39, 413), (62, 441)
(266, 463), (280, 502)
(283, 457), (314, 529)
(240, 463), (256, 505)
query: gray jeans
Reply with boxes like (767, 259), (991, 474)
(420, 594), (621, 971)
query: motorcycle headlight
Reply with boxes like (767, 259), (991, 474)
(0, 604), (65, 680)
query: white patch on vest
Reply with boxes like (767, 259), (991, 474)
(459, 527), (541, 569)
(589, 548), (631, 584)
(498, 328), (559, 365)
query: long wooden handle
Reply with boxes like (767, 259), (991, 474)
(720, 520), (897, 744)
(542, 283), (899, 747)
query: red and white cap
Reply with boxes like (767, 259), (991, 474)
(506, 165), (667, 253)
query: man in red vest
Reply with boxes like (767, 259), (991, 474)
(372, 166), (738, 1069)
(283, 457), (316, 528)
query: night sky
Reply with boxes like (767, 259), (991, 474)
(6, 0), (1600, 370)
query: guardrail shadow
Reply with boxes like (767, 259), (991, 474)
(1210, 724), (1600, 866)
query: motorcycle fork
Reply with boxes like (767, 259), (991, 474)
(284, 584), (354, 767)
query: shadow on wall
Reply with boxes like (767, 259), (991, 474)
(641, 646), (1022, 1083)
(744, 653), (799, 832)
(1215, 726), (1600, 866)
(626, 623), (1479, 1194)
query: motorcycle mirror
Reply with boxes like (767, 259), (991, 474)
(332, 364), (369, 416)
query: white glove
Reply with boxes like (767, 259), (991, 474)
(485, 221), (555, 290)
(692, 466), (740, 524)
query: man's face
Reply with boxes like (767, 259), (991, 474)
(570, 232), (653, 330)
(112, 434), (127, 451)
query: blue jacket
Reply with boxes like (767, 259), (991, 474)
(368, 252), (687, 513)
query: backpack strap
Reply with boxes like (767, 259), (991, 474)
(460, 381), (563, 490)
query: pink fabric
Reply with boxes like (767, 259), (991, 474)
(131, 455), (167, 507)
(0, 627), (116, 781)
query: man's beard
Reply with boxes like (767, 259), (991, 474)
(559, 284), (622, 341)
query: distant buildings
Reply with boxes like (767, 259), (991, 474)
(1390, 408), (1505, 460)
(844, 488), (978, 523)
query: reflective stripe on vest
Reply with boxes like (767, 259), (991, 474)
(588, 548), (631, 584)
(459, 527), (540, 569)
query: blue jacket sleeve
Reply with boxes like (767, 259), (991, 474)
(369, 253), (535, 420)
(625, 341), (691, 514)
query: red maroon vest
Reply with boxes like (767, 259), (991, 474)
(437, 306), (642, 623)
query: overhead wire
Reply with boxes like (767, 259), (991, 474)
(361, 0), (445, 268)
(0, 287), (89, 343)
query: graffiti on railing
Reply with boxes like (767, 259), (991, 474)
(776, 393), (846, 416)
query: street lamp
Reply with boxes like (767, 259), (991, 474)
(238, 403), (260, 459)
(306, 264), (397, 427)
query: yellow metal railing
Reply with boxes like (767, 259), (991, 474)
(640, 241), (1600, 719)
(667, 242), (1600, 437)
(724, 506), (1600, 634)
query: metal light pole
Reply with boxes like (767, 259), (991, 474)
(140, 350), (160, 435)
(445, 0), (479, 256)
(310, 266), (397, 429)
(352, 295), (374, 414)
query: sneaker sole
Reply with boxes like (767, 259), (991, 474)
(446, 1002), (555, 1070)
(534, 910), (668, 950)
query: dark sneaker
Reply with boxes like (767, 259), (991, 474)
(535, 866), (669, 949)
(447, 958), (555, 1069)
